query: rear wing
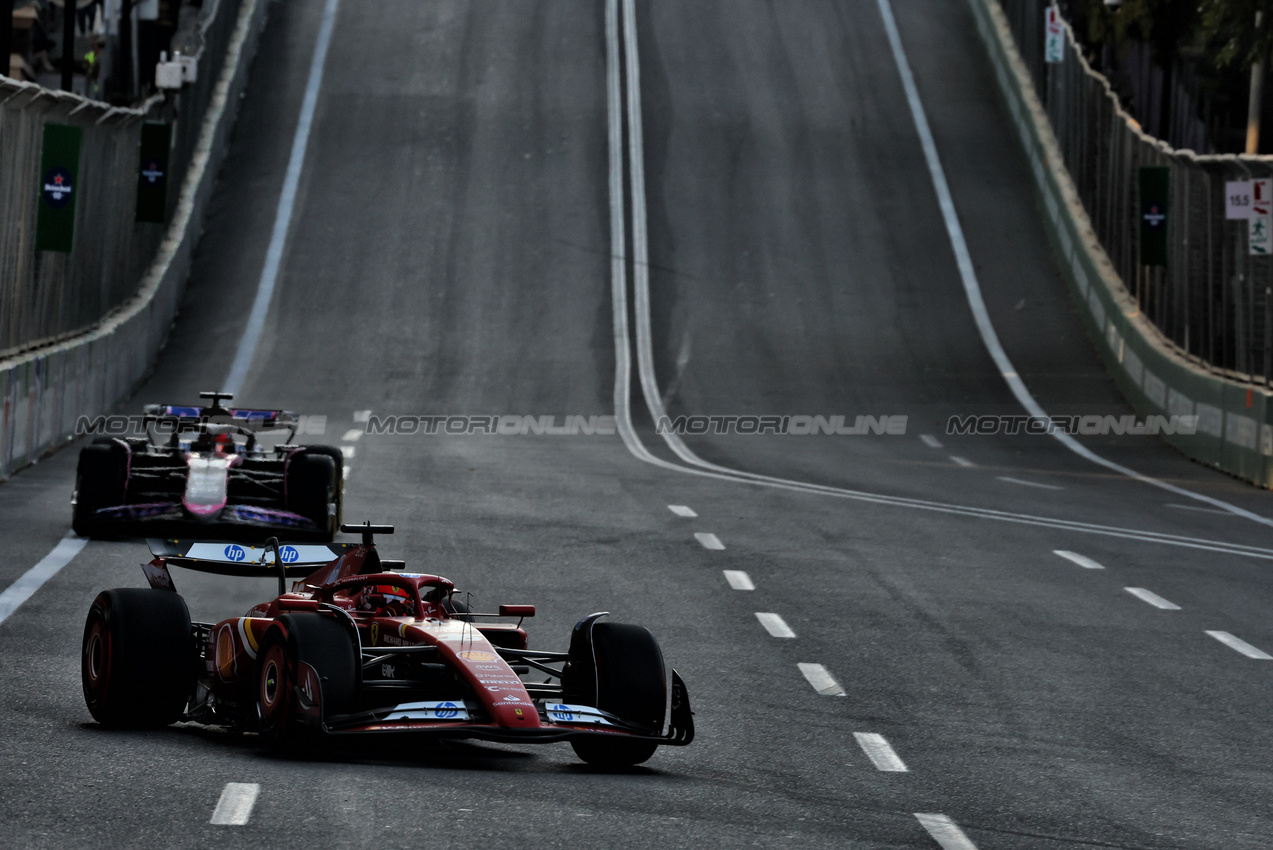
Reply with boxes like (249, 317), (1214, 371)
(142, 404), (299, 433)
(146, 539), (356, 577)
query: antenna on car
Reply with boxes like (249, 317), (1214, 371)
(340, 521), (394, 546)
(198, 391), (234, 411)
(265, 536), (286, 597)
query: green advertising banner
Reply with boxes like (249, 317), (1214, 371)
(1138, 166), (1169, 267)
(35, 123), (83, 253)
(135, 122), (171, 223)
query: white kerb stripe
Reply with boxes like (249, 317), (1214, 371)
(723, 570), (754, 590)
(221, 0), (342, 396)
(695, 533), (724, 550)
(1124, 587), (1180, 610)
(210, 782), (260, 826)
(0, 536), (88, 627)
(798, 663), (845, 696)
(341, 429), (363, 442)
(668, 504), (697, 518)
(920, 434), (943, 448)
(914, 813), (979, 850)
(755, 612), (796, 638)
(1206, 631), (1273, 659)
(1054, 550), (1105, 570)
(950, 456), (975, 468)
(854, 732), (908, 772)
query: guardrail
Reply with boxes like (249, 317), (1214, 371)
(999, 0), (1273, 385)
(0, 0), (244, 361)
(971, 0), (1273, 487)
(0, 0), (269, 479)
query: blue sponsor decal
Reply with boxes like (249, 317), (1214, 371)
(224, 544), (247, 562)
(435, 702), (459, 719)
(548, 704), (574, 722)
(163, 405), (203, 417)
(230, 409), (275, 421)
(280, 545), (299, 563)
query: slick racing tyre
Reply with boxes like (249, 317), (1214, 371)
(565, 621), (666, 767)
(256, 613), (358, 751)
(285, 450), (339, 538)
(72, 441), (128, 537)
(81, 589), (194, 726)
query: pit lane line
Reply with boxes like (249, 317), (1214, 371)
(723, 570), (754, 590)
(0, 535), (87, 628)
(915, 813), (980, 850)
(694, 532), (724, 550)
(854, 733), (909, 773)
(603, 0), (1273, 564)
(755, 612), (796, 639)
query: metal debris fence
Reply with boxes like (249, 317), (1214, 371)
(999, 0), (1273, 384)
(0, 0), (243, 361)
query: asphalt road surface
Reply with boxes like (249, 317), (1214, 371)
(2, 0), (1272, 847)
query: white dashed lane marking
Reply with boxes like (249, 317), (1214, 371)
(1206, 631), (1273, 660)
(949, 456), (975, 468)
(341, 429), (363, 442)
(353, 410), (372, 423)
(854, 733), (908, 772)
(798, 663), (845, 696)
(755, 612), (796, 638)
(210, 783), (260, 826)
(343, 465), (352, 479)
(1054, 550), (1105, 570)
(723, 570), (754, 590)
(1124, 587), (1180, 610)
(0, 535), (89, 627)
(920, 434), (943, 449)
(914, 813), (979, 849)
(996, 475), (1063, 491)
(668, 505), (697, 517)
(339, 445), (355, 459)
(695, 533), (724, 550)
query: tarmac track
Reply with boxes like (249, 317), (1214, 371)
(1, 1), (1271, 847)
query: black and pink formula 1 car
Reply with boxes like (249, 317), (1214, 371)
(72, 392), (342, 541)
(80, 524), (694, 766)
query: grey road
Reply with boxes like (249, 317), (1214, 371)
(1, 0), (1271, 847)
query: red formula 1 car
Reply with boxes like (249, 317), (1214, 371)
(81, 524), (694, 766)
(72, 392), (342, 541)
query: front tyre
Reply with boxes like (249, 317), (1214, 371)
(81, 589), (194, 726)
(566, 621), (666, 767)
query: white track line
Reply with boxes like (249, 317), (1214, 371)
(914, 813), (979, 850)
(874, 0), (1273, 530)
(996, 475), (1063, 490)
(798, 663), (845, 696)
(353, 410), (372, 423)
(1166, 503), (1231, 516)
(1053, 550), (1105, 570)
(342, 464), (352, 479)
(602, 0), (1273, 562)
(920, 434), (943, 449)
(668, 504), (697, 517)
(1124, 587), (1180, 610)
(221, 0), (341, 396)
(695, 532), (725, 550)
(1205, 631), (1273, 659)
(339, 445), (355, 459)
(341, 429), (362, 442)
(0, 536), (88, 627)
(950, 456), (975, 468)
(755, 612), (796, 638)
(854, 732), (909, 772)
(209, 782), (260, 826)
(723, 570), (755, 590)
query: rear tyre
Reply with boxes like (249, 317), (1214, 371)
(81, 589), (194, 726)
(72, 442), (128, 537)
(285, 451), (339, 539)
(256, 613), (358, 752)
(566, 622), (666, 767)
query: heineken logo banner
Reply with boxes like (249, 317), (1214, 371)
(35, 123), (82, 253)
(1138, 166), (1170, 268)
(136, 122), (171, 223)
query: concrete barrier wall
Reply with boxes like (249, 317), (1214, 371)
(0, 0), (270, 479)
(969, 0), (1273, 488)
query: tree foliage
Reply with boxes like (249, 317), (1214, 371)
(1074, 0), (1273, 70)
